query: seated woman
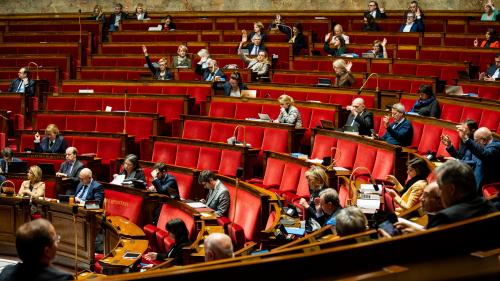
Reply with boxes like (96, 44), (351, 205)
(113, 154), (146, 182)
(142, 45), (173, 80)
(409, 84), (440, 118)
(223, 72), (248, 97)
(367, 38), (388, 58)
(248, 21), (267, 43)
(274, 94), (302, 128)
(34, 124), (68, 154)
(385, 157), (430, 215)
(481, 0), (499, 21)
(332, 59), (356, 87)
(88, 4), (105, 24)
(238, 37), (271, 82)
(362, 14), (379, 31)
(194, 48), (211, 76)
(163, 15), (176, 31)
(278, 22), (307, 56)
(323, 35), (347, 57)
(18, 165), (45, 199)
(325, 24), (350, 45)
(143, 218), (190, 265)
(474, 28), (500, 49)
(132, 3), (149, 20)
(172, 45), (191, 68)
(298, 166), (329, 222)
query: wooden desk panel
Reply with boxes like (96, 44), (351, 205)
(0, 195), (30, 255)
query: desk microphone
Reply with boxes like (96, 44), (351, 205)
(123, 89), (128, 134)
(28, 61), (39, 80)
(72, 203), (78, 278)
(357, 73), (379, 95)
(78, 9), (82, 44)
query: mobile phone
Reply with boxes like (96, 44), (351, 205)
(378, 220), (400, 236)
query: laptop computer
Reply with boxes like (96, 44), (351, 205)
(122, 179), (147, 189)
(320, 119), (335, 130)
(445, 85), (465, 96)
(317, 78), (332, 87)
(342, 125), (359, 135)
(8, 161), (28, 173)
(362, 52), (375, 58)
(241, 89), (257, 98)
(58, 194), (72, 203)
(258, 113), (272, 121)
(38, 163), (56, 176)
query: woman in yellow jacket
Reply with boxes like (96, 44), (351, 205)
(18, 165), (45, 199)
(385, 158), (431, 215)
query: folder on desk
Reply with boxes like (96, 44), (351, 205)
(284, 227), (306, 237)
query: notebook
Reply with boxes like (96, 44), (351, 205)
(320, 119), (335, 130)
(241, 89), (257, 98)
(445, 85), (464, 96)
(361, 52), (375, 58)
(258, 113), (272, 121)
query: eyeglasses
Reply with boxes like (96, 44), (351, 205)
(368, 4), (376, 6)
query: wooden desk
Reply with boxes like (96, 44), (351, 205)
(106, 216), (146, 238)
(188, 225), (224, 260)
(0, 195), (30, 256)
(98, 238), (148, 275)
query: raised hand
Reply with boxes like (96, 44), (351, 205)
(382, 38), (387, 46)
(474, 38), (478, 47)
(440, 135), (451, 146)
(383, 115), (390, 127)
(346, 61), (353, 72)
(142, 45), (148, 55)
(34, 132), (41, 142)
(385, 175), (397, 185)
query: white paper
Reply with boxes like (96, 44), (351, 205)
(105, 106), (112, 112)
(397, 217), (425, 230)
(111, 174), (125, 185)
(306, 158), (323, 164)
(356, 198), (380, 210)
(186, 202), (207, 208)
(333, 166), (350, 172)
(360, 184), (383, 194)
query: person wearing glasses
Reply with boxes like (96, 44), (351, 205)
(0, 219), (73, 280)
(344, 98), (374, 136)
(365, 1), (387, 19)
(376, 103), (413, 147)
(198, 170), (230, 217)
(400, 11), (424, 32)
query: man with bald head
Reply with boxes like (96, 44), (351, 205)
(344, 97), (374, 135)
(203, 59), (226, 82)
(204, 233), (234, 262)
(56, 147), (85, 192)
(460, 127), (500, 191)
(74, 168), (103, 206)
(420, 182), (444, 215)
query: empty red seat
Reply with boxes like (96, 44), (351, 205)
(152, 142), (177, 164)
(175, 144), (200, 168)
(182, 120), (211, 141)
(104, 189), (144, 225)
(197, 147), (221, 172)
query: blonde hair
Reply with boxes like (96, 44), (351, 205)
(178, 44), (188, 53)
(45, 124), (59, 135)
(197, 48), (210, 58)
(135, 3), (146, 13)
(254, 21), (265, 32)
(305, 166), (329, 190)
(93, 5), (102, 15)
(332, 59), (347, 70)
(334, 24), (344, 33)
(158, 57), (169, 65)
(29, 165), (43, 183)
(278, 94), (294, 105)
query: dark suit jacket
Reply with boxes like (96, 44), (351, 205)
(0, 157), (21, 173)
(399, 19), (425, 32)
(364, 10), (387, 19)
(345, 111), (374, 136)
(206, 180), (230, 217)
(381, 118), (413, 147)
(223, 82), (248, 96)
(486, 65), (499, 78)
(145, 55), (173, 80)
(202, 68), (226, 82)
(244, 43), (267, 56)
(153, 173), (179, 199)
(120, 168), (146, 182)
(156, 242), (187, 265)
(0, 263), (73, 281)
(278, 25), (307, 55)
(464, 139), (500, 187)
(427, 196), (497, 229)
(59, 160), (84, 187)
(34, 135), (68, 154)
(410, 98), (440, 118)
(74, 179), (104, 205)
(109, 12), (128, 31)
(8, 78), (35, 97)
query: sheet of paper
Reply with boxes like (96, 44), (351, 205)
(356, 198), (380, 210)
(110, 174), (125, 185)
(186, 202), (207, 208)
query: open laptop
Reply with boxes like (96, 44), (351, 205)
(361, 52), (375, 58)
(241, 89), (257, 98)
(320, 119), (335, 130)
(317, 78), (332, 87)
(257, 113), (272, 121)
(8, 161), (28, 173)
(58, 194), (72, 203)
(342, 125), (359, 135)
(38, 163), (56, 176)
(445, 85), (464, 96)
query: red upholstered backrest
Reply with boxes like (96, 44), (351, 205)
(437, 128), (460, 158)
(353, 144), (377, 172)
(295, 166), (311, 198)
(72, 137), (98, 155)
(261, 104), (281, 120)
(417, 124), (442, 154)
(95, 116), (124, 133)
(168, 171), (195, 200)
(263, 157), (285, 186)
(186, 86), (211, 103)
(306, 92), (330, 103)
(298, 108), (312, 129)
(460, 107), (482, 123)
(44, 181), (57, 199)
(261, 128), (289, 153)
(371, 149), (394, 180)
(67, 115), (96, 131)
(182, 120), (211, 141)
(101, 98), (125, 111)
(209, 123), (236, 143)
(152, 142), (177, 164)
(234, 103), (262, 120)
(334, 139), (357, 169)
(410, 121), (425, 148)
(226, 183), (262, 241)
(197, 147), (221, 172)
(77, 98), (103, 111)
(129, 98), (157, 113)
(479, 110), (500, 131)
(309, 108), (336, 129)
(440, 103), (463, 123)
(156, 203), (196, 240)
(218, 150), (241, 177)
(399, 98), (415, 114)
(279, 162), (303, 193)
(97, 138), (123, 164)
(209, 102), (236, 118)
(238, 126), (264, 149)
(36, 114), (66, 130)
(0, 96), (22, 114)
(157, 99), (185, 121)
(175, 144), (200, 169)
(329, 95), (354, 107)
(47, 97), (75, 110)
(311, 134), (338, 160)
(104, 189), (144, 225)
(126, 117), (153, 140)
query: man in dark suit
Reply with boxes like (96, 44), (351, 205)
(0, 219), (73, 281)
(147, 162), (179, 199)
(108, 3), (128, 32)
(344, 97), (374, 136)
(8, 67), (35, 97)
(202, 59), (226, 82)
(365, 1), (387, 19)
(0, 147), (22, 173)
(479, 53), (500, 81)
(461, 127), (500, 192)
(74, 168), (103, 206)
(56, 147), (84, 192)
(198, 170), (230, 217)
(399, 12), (424, 32)
(242, 34), (267, 56)
(380, 103), (413, 147)
(34, 124), (68, 154)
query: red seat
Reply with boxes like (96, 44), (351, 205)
(440, 104), (463, 123)
(209, 102), (236, 118)
(182, 120), (211, 141)
(175, 144), (200, 168)
(104, 189), (144, 225)
(152, 142), (177, 164)
(371, 149), (394, 180)
(482, 182), (500, 198)
(353, 144), (377, 172)
(218, 150), (242, 178)
(67, 115), (96, 132)
(311, 134), (338, 160)
(197, 147), (221, 172)
(95, 116), (124, 133)
(410, 121), (425, 149)
(417, 124), (442, 155)
(437, 128), (459, 158)
(261, 128), (289, 153)
(334, 139), (358, 169)
(460, 107), (482, 123)
(209, 123), (236, 143)
(234, 103), (262, 120)
(479, 110), (500, 132)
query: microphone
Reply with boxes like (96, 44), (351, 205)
(232, 125), (246, 146)
(28, 61), (39, 80)
(72, 203), (78, 277)
(264, 93), (271, 98)
(123, 89), (128, 134)
(78, 9), (82, 44)
(357, 73), (379, 95)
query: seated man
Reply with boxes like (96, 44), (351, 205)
(344, 97), (374, 135)
(316, 188), (343, 227)
(399, 11), (424, 32)
(204, 233), (234, 261)
(8, 67), (35, 97)
(74, 168), (104, 206)
(479, 53), (500, 81)
(379, 103), (413, 147)
(147, 162), (179, 199)
(202, 59), (226, 82)
(0, 219), (73, 280)
(56, 147), (85, 192)
(0, 147), (22, 173)
(241, 32), (266, 56)
(335, 206), (368, 236)
(198, 170), (230, 217)
(109, 3), (128, 32)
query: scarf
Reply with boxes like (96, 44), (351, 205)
(400, 175), (426, 195)
(411, 95), (435, 111)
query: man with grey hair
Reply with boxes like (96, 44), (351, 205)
(317, 188), (343, 226)
(204, 233), (234, 261)
(202, 59), (226, 82)
(335, 206), (368, 236)
(198, 170), (230, 217)
(56, 147), (85, 192)
(380, 103), (413, 146)
(242, 32), (266, 56)
(344, 97), (374, 136)
(74, 168), (103, 206)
